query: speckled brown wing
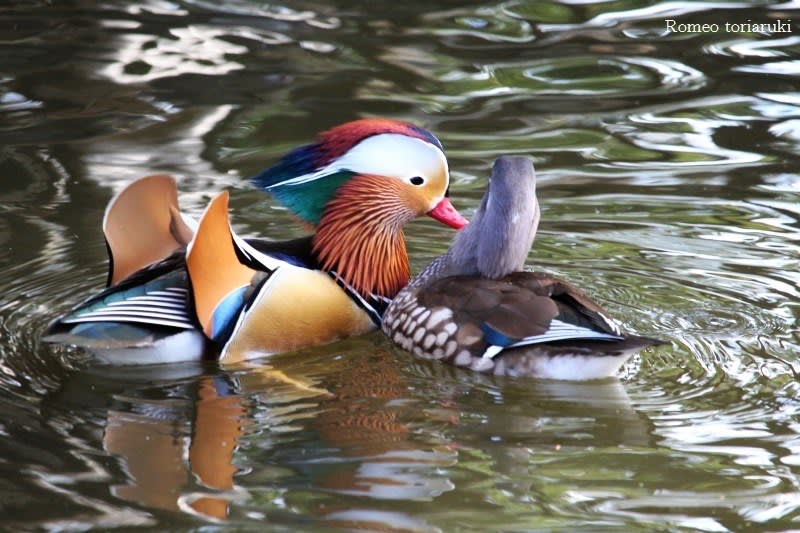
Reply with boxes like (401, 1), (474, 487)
(382, 271), (626, 369)
(419, 275), (561, 341)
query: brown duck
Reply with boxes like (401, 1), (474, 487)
(382, 156), (663, 380)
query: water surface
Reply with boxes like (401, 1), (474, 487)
(2, 1), (800, 531)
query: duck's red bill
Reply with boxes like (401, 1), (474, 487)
(427, 197), (468, 229)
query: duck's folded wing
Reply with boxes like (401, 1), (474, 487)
(54, 270), (193, 329)
(414, 274), (623, 359)
(44, 174), (202, 348)
(42, 260), (196, 349)
(504, 271), (623, 336)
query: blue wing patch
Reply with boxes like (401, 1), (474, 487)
(210, 286), (248, 342)
(479, 323), (516, 348)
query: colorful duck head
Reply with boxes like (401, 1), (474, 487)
(253, 118), (468, 299)
(252, 118), (462, 227)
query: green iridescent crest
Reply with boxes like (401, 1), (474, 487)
(265, 171), (354, 226)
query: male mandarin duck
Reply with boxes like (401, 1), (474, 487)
(44, 118), (468, 364)
(382, 156), (662, 380)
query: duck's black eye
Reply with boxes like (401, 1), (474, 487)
(410, 176), (425, 186)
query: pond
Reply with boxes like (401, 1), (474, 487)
(2, 0), (800, 531)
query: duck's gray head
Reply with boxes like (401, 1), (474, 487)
(417, 156), (538, 283)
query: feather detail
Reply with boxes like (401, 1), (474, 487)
(103, 175), (195, 287)
(312, 175), (413, 299)
(316, 118), (443, 164)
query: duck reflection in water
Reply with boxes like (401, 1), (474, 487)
(305, 349), (653, 530)
(46, 365), (248, 520)
(102, 374), (244, 519)
(46, 349), (452, 526)
(308, 346), (457, 503)
(92, 363), (334, 520)
(41, 363), (293, 520)
(43, 342), (651, 529)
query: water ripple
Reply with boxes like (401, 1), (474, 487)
(605, 95), (781, 170)
(734, 60), (800, 76)
(419, 5), (535, 44)
(706, 35), (800, 58)
(365, 52), (705, 114)
(184, 0), (341, 27)
(481, 56), (704, 97)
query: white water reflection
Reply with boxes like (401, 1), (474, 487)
(81, 105), (238, 208)
(706, 35), (800, 57)
(102, 29), (247, 84)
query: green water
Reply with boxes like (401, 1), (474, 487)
(2, 1), (800, 531)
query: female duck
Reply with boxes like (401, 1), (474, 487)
(45, 118), (467, 364)
(382, 156), (661, 380)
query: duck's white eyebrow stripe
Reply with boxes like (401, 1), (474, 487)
(273, 134), (447, 187)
